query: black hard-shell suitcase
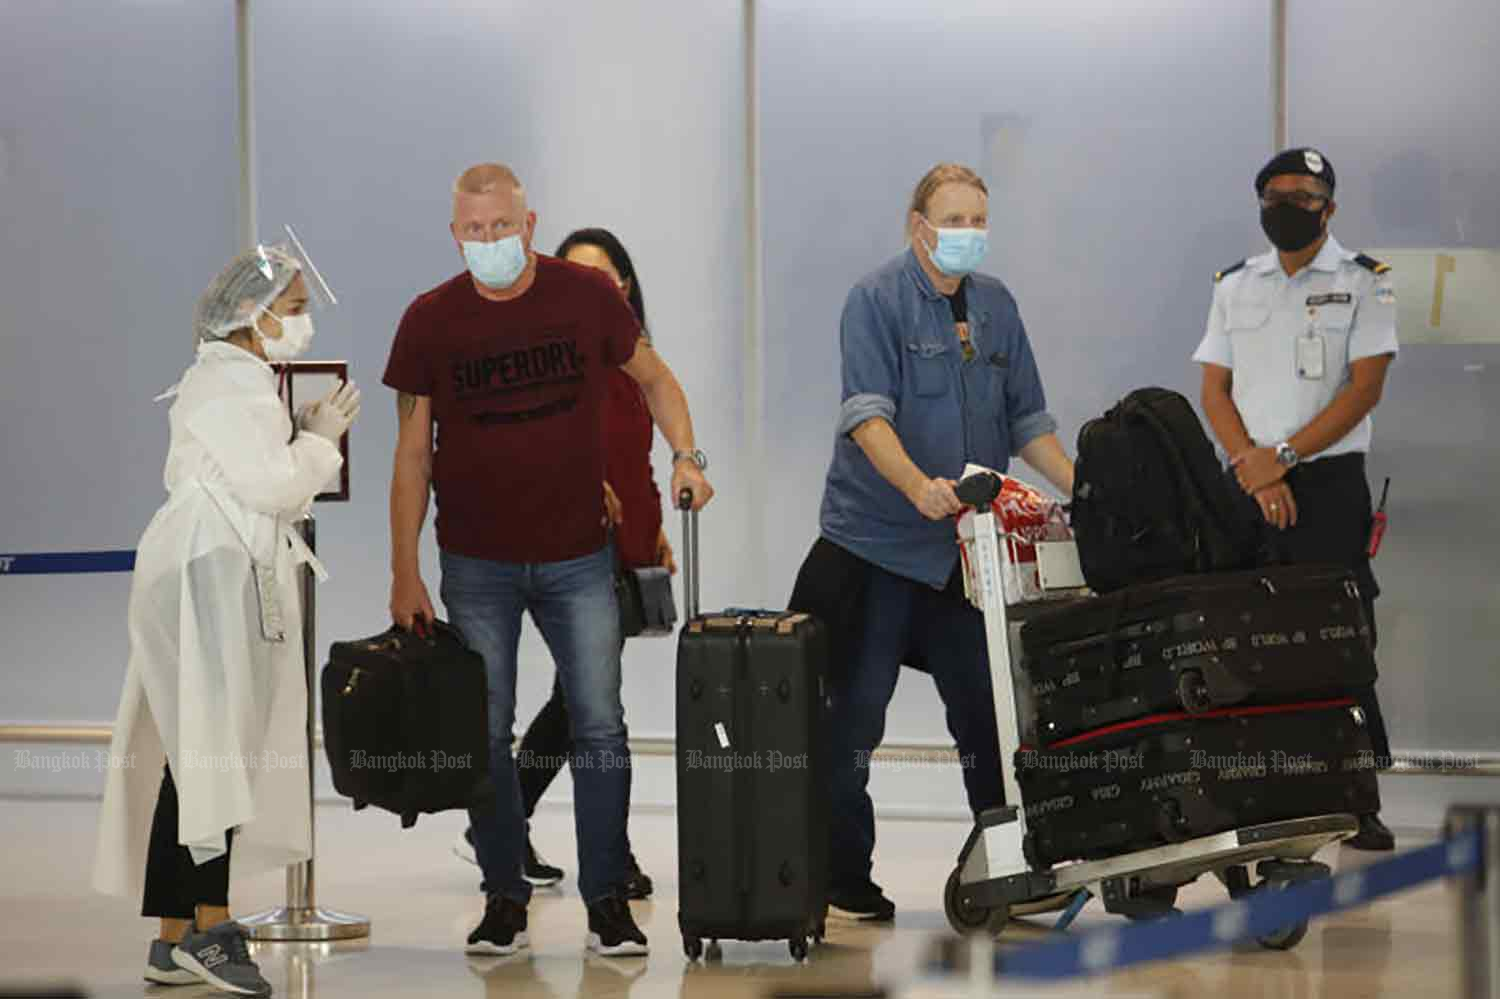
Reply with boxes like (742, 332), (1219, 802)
(321, 621), (492, 827)
(1019, 565), (1377, 745)
(675, 495), (829, 962)
(1017, 699), (1381, 867)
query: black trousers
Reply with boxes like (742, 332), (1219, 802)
(1244, 453), (1392, 764)
(142, 764), (233, 919)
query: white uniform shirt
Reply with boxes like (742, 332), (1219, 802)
(1193, 235), (1398, 459)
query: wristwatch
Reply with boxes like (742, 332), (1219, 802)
(672, 448), (708, 470)
(1274, 441), (1301, 468)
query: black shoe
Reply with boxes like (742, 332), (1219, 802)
(620, 854), (654, 900)
(1347, 813), (1395, 852)
(586, 894), (649, 956)
(466, 895), (530, 956)
(828, 880), (895, 923)
(525, 838), (565, 887)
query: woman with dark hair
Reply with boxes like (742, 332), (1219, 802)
(455, 227), (670, 900)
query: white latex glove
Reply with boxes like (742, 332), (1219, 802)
(298, 381), (360, 442)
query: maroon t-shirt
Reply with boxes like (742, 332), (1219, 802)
(603, 368), (661, 570)
(383, 255), (641, 563)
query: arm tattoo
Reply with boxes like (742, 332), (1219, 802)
(397, 393), (417, 419)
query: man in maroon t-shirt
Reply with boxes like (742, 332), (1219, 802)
(383, 163), (712, 958)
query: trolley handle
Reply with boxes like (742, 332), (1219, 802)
(678, 488), (700, 620)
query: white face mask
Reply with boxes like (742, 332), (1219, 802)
(260, 310), (315, 361)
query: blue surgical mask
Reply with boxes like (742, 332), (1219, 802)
(462, 234), (528, 289)
(921, 222), (989, 277)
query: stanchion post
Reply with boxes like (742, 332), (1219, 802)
(1447, 804), (1499, 999)
(242, 515), (370, 941)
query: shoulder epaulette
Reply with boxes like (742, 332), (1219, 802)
(1214, 259), (1246, 283)
(1353, 253), (1391, 275)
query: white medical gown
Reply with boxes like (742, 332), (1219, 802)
(93, 341), (343, 897)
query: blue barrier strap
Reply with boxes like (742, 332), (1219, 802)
(0, 551), (137, 575)
(983, 829), (1482, 980)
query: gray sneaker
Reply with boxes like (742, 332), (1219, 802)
(144, 938), (199, 985)
(171, 921), (272, 997)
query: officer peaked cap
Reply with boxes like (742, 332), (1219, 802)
(1255, 147), (1335, 197)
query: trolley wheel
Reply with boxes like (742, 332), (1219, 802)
(1177, 667), (1213, 713)
(812, 921), (826, 945)
(1252, 861), (1326, 950)
(683, 935), (703, 961)
(789, 936), (809, 962)
(705, 940), (723, 963)
(944, 868), (989, 934)
(1257, 919), (1309, 950)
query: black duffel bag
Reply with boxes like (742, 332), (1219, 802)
(321, 620), (492, 828)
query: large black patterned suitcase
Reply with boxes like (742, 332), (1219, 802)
(675, 499), (828, 962)
(1019, 565), (1377, 745)
(1017, 699), (1381, 867)
(321, 621), (492, 827)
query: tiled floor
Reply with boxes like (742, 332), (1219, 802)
(0, 799), (1469, 998)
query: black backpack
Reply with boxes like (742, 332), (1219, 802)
(1070, 387), (1258, 593)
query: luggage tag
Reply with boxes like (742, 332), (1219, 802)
(253, 563), (286, 643)
(1296, 328), (1325, 380)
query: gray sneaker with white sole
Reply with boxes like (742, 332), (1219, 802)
(171, 920), (272, 997)
(144, 938), (199, 985)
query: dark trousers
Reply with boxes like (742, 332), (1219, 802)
(515, 651), (636, 857)
(1248, 453), (1392, 764)
(142, 764), (233, 920)
(826, 565), (1004, 891)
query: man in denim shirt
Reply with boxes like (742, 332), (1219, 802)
(792, 163), (1073, 922)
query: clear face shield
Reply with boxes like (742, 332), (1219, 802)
(255, 223), (337, 315)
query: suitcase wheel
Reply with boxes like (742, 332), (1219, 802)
(683, 935), (703, 961)
(788, 936), (809, 962)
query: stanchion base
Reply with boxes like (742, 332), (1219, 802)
(241, 906), (370, 942)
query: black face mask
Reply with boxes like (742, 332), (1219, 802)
(1260, 203), (1326, 253)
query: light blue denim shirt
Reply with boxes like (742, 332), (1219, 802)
(819, 249), (1058, 589)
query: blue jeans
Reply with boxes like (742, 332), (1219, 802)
(827, 567), (1004, 891)
(440, 544), (629, 905)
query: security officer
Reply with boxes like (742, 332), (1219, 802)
(790, 162), (1075, 921)
(1193, 147), (1398, 851)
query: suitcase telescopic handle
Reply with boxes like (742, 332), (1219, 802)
(678, 488), (700, 620)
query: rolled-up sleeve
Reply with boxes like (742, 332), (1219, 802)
(1005, 315), (1058, 454)
(836, 285), (900, 438)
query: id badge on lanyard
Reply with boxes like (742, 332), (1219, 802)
(1296, 328), (1325, 380)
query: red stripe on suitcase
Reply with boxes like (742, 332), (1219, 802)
(1037, 696), (1359, 751)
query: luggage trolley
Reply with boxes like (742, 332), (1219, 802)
(943, 471), (1355, 950)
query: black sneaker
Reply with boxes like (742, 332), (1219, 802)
(1347, 813), (1396, 852)
(620, 853), (653, 900)
(586, 894), (649, 957)
(171, 921), (271, 997)
(466, 895), (530, 956)
(828, 880), (895, 923)
(525, 838), (565, 887)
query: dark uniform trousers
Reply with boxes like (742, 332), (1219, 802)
(1250, 452), (1392, 764)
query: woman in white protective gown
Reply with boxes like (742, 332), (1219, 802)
(92, 245), (360, 997)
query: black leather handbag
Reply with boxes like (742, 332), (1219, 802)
(616, 565), (678, 637)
